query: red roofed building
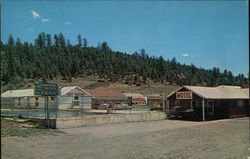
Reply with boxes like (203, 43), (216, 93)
(88, 89), (127, 109)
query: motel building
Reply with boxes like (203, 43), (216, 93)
(167, 85), (249, 121)
(1, 86), (92, 110)
(123, 93), (147, 106)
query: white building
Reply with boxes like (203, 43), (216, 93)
(1, 89), (46, 109)
(59, 86), (92, 109)
(1, 86), (92, 110)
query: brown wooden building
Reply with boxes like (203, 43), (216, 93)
(167, 85), (249, 121)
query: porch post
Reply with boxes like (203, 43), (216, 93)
(202, 99), (205, 121)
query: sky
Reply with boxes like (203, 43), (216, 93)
(1, 0), (249, 77)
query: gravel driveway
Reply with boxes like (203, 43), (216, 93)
(2, 118), (249, 159)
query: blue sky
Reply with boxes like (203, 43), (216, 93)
(2, 0), (249, 77)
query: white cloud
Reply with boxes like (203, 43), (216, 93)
(182, 53), (190, 57)
(30, 10), (49, 22)
(41, 18), (49, 22)
(65, 22), (72, 25)
(31, 10), (40, 19)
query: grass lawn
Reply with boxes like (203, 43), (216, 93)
(1, 116), (64, 137)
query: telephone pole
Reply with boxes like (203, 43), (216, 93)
(164, 79), (167, 115)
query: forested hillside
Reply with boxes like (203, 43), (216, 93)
(1, 33), (248, 90)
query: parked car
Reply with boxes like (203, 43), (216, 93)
(169, 106), (194, 118)
(115, 104), (124, 110)
(95, 103), (109, 110)
(150, 103), (163, 111)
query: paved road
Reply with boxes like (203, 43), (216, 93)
(2, 118), (249, 159)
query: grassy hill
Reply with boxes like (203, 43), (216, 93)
(1, 76), (180, 96)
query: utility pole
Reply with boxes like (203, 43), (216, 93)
(46, 96), (50, 128)
(164, 79), (167, 116)
(81, 96), (84, 118)
(10, 90), (13, 110)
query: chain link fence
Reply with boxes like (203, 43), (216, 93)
(1, 96), (159, 119)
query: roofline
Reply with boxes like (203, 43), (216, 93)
(123, 93), (145, 97)
(76, 86), (93, 97)
(166, 87), (182, 98)
(167, 86), (250, 100)
(166, 86), (206, 99)
(202, 98), (250, 100)
(61, 86), (93, 97)
(182, 86), (206, 99)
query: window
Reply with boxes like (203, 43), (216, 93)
(35, 97), (39, 101)
(175, 100), (180, 106)
(18, 98), (21, 101)
(191, 100), (195, 109)
(74, 96), (79, 100)
(238, 100), (244, 108)
(50, 97), (54, 101)
(207, 100), (214, 107)
(229, 100), (237, 108)
(206, 100), (214, 112)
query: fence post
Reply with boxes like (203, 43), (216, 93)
(27, 97), (30, 119)
(56, 96), (58, 119)
(11, 98), (14, 110)
(81, 96), (84, 118)
(45, 96), (50, 128)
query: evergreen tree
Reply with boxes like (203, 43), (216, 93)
(1, 32), (248, 88)
(101, 41), (110, 51)
(77, 34), (82, 46)
(83, 38), (87, 48)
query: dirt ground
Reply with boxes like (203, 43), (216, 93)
(1, 117), (249, 159)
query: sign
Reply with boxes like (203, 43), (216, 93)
(176, 91), (192, 99)
(66, 92), (85, 97)
(34, 84), (59, 96)
(132, 98), (146, 105)
(64, 87), (85, 97)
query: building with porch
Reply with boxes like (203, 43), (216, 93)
(1, 89), (45, 109)
(167, 85), (249, 121)
(1, 86), (92, 110)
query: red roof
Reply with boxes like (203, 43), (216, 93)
(88, 89), (126, 99)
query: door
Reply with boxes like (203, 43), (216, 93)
(207, 100), (214, 117)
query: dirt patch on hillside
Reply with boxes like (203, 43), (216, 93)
(4, 77), (180, 95)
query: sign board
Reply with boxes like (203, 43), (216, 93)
(64, 87), (85, 97)
(176, 91), (192, 99)
(66, 92), (85, 97)
(34, 84), (59, 96)
(132, 98), (146, 105)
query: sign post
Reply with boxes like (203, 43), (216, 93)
(34, 83), (59, 128)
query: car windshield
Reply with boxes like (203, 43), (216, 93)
(176, 108), (184, 111)
(173, 107), (185, 111)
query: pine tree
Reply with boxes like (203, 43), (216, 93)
(6, 35), (15, 80)
(83, 38), (87, 48)
(77, 34), (82, 46)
